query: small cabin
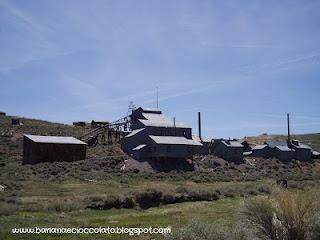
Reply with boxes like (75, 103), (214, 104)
(213, 140), (243, 163)
(73, 121), (86, 127)
(11, 118), (21, 125)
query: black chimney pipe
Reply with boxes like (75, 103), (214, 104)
(287, 113), (290, 141)
(198, 112), (202, 140)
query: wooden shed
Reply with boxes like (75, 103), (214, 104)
(251, 144), (273, 158)
(73, 121), (86, 127)
(23, 134), (87, 164)
(213, 140), (243, 163)
(273, 146), (294, 162)
(11, 118), (21, 125)
(289, 140), (312, 161)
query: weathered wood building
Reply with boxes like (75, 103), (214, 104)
(251, 140), (312, 162)
(23, 134), (87, 164)
(121, 107), (202, 160)
(289, 139), (312, 161)
(251, 144), (273, 158)
(212, 139), (243, 163)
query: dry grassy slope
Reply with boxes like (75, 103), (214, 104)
(0, 115), (130, 174)
(242, 133), (320, 151)
(0, 115), (89, 137)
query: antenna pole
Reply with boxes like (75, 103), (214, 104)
(156, 87), (159, 108)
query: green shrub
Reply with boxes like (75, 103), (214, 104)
(48, 199), (82, 212)
(186, 191), (219, 201)
(0, 203), (18, 216)
(121, 196), (135, 209)
(135, 189), (162, 209)
(239, 197), (282, 240)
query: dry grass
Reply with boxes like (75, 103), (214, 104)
(273, 188), (320, 240)
(239, 187), (320, 240)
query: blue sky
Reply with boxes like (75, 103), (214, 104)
(0, 0), (319, 138)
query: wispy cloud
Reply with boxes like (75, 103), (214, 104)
(0, 0), (66, 74)
(142, 78), (240, 105)
(237, 52), (320, 75)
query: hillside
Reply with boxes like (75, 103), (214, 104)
(242, 133), (320, 152)
(1, 114), (320, 180)
(1, 114), (320, 240)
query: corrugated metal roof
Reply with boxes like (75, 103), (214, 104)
(132, 144), (147, 150)
(252, 144), (268, 150)
(243, 151), (252, 156)
(222, 140), (243, 147)
(276, 146), (294, 151)
(125, 128), (145, 138)
(192, 135), (211, 143)
(265, 140), (287, 148)
(290, 140), (311, 149)
(149, 135), (202, 146)
(140, 113), (189, 128)
(312, 150), (320, 156)
(24, 134), (87, 145)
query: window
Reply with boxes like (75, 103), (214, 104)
(183, 130), (186, 137)
(153, 146), (157, 152)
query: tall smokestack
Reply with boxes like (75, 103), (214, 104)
(198, 112), (202, 140)
(287, 113), (290, 141)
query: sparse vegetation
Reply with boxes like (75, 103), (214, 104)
(0, 115), (320, 239)
(239, 187), (320, 240)
(166, 219), (246, 240)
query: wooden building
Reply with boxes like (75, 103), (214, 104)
(121, 107), (202, 160)
(289, 139), (312, 161)
(251, 144), (273, 158)
(23, 134), (87, 164)
(73, 121), (86, 127)
(212, 139), (243, 163)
